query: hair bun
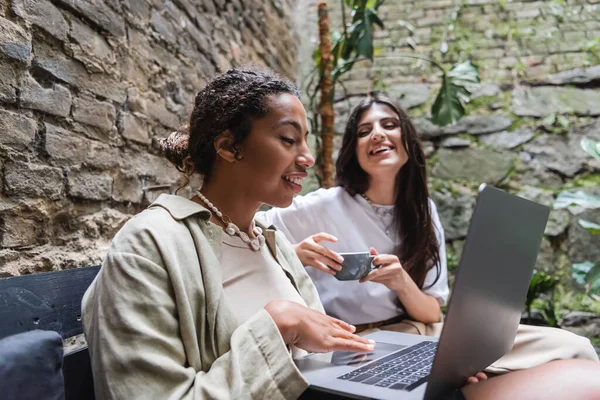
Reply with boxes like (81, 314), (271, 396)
(159, 124), (193, 173)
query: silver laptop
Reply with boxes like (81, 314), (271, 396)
(296, 184), (550, 400)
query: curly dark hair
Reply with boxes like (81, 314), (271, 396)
(336, 94), (440, 291)
(159, 67), (300, 180)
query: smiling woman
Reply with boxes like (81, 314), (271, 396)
(80, 67), (376, 400)
(259, 94), (445, 328)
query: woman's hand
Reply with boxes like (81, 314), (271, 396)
(293, 233), (344, 275)
(265, 300), (375, 353)
(466, 372), (488, 384)
(359, 248), (411, 292)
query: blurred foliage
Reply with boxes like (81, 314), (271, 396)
(526, 270), (560, 326)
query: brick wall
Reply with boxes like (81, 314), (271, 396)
(0, 0), (300, 275)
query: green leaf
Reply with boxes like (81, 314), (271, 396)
(553, 191), (600, 210)
(366, 9), (385, 29)
(587, 264), (600, 296)
(543, 113), (556, 126)
(572, 262), (595, 286)
(579, 219), (600, 235)
(356, 32), (374, 60)
(332, 58), (358, 78)
(557, 115), (569, 128)
(396, 19), (415, 32)
(431, 76), (466, 126)
(446, 60), (480, 83)
(312, 48), (321, 68)
(331, 31), (344, 65)
(430, 61), (480, 126)
(355, 10), (374, 60)
(527, 270), (558, 305)
(342, 20), (363, 60)
(581, 137), (600, 162)
(366, 0), (378, 9)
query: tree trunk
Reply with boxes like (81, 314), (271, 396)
(318, 2), (335, 188)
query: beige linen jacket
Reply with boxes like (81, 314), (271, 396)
(82, 194), (324, 400)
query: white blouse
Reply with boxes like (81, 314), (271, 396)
(219, 232), (308, 358)
(257, 186), (449, 325)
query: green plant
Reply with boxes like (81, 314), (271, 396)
(554, 190), (600, 209)
(580, 220), (600, 234)
(543, 113), (570, 131)
(431, 60), (480, 126)
(581, 137), (600, 162)
(585, 38), (600, 65)
(573, 262), (600, 301)
(526, 270), (560, 326)
(446, 244), (459, 272)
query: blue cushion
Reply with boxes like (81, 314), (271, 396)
(0, 330), (64, 400)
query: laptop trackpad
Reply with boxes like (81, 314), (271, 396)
(304, 342), (406, 367)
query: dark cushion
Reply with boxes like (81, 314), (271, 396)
(0, 330), (65, 400)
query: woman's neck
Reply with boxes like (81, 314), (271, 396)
(197, 181), (260, 234)
(364, 174), (396, 205)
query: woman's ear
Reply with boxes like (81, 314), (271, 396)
(213, 130), (238, 163)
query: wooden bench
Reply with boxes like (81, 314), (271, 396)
(0, 266), (101, 400)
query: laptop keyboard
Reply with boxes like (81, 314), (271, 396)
(337, 341), (436, 391)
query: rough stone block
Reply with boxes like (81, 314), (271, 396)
(431, 189), (476, 240)
(45, 123), (88, 166)
(11, 0), (68, 42)
(112, 173), (143, 203)
(536, 65), (600, 86)
(514, 8), (540, 19)
(0, 16), (31, 63)
(67, 170), (112, 200)
(73, 95), (117, 132)
(523, 120), (600, 177)
(432, 148), (515, 184)
(151, 10), (177, 44)
(479, 128), (535, 150)
(122, 0), (151, 27)
(195, 13), (210, 34)
(569, 207), (600, 265)
(69, 17), (117, 74)
(0, 62), (18, 103)
(4, 161), (64, 200)
(120, 151), (181, 183)
(117, 112), (150, 144)
(33, 42), (126, 103)
(54, 0), (125, 37)
(81, 208), (131, 240)
(19, 74), (71, 117)
(440, 137), (472, 148)
(145, 98), (181, 129)
(512, 86), (600, 117)
(0, 108), (36, 148)
(388, 83), (431, 110)
(71, 121), (123, 148)
(45, 123), (122, 169)
(0, 215), (41, 247)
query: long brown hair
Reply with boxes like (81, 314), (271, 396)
(335, 94), (440, 289)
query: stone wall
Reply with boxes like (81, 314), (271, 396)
(296, 0), (600, 290)
(0, 0), (300, 276)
